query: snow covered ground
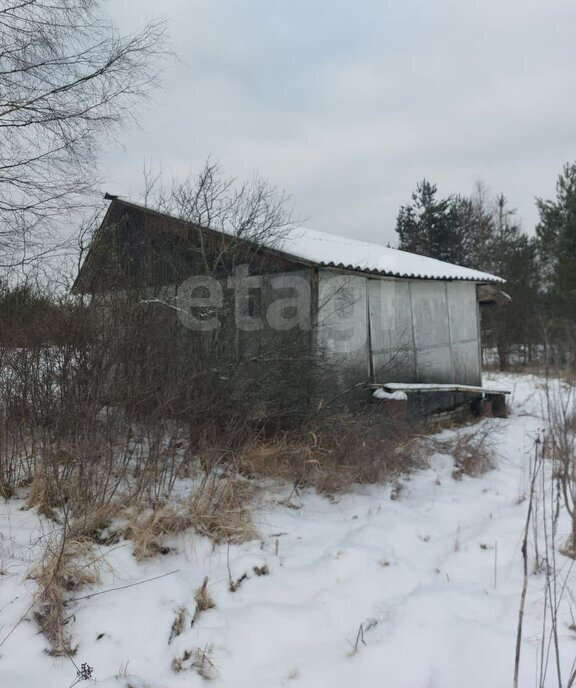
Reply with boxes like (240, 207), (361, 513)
(1, 373), (575, 688)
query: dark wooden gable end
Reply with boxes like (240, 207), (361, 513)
(73, 199), (313, 294)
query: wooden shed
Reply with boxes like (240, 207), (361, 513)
(74, 198), (504, 412)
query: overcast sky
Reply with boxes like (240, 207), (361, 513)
(104, 0), (576, 245)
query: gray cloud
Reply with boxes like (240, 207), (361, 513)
(104, 0), (576, 243)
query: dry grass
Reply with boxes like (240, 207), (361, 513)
(560, 536), (576, 560)
(169, 607), (186, 643)
(237, 412), (428, 495)
(122, 475), (258, 559)
(433, 425), (496, 479)
(228, 572), (248, 593)
(122, 505), (193, 560)
(24, 468), (63, 520)
(0, 478), (14, 499)
(171, 652), (186, 673)
(14, 408), (432, 659)
(190, 476), (257, 544)
(68, 504), (121, 544)
(7, 380), (434, 656)
(172, 646), (218, 679)
(192, 577), (215, 625)
(29, 535), (103, 655)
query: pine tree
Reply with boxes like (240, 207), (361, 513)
(395, 180), (459, 262)
(395, 180), (542, 370)
(536, 162), (576, 362)
(536, 163), (576, 315)
(482, 195), (540, 368)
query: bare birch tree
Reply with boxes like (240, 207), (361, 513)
(0, 0), (167, 268)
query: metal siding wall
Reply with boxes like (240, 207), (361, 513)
(416, 346), (454, 383)
(409, 280), (452, 383)
(450, 341), (481, 384)
(316, 271), (482, 387)
(446, 282), (481, 384)
(446, 282), (479, 341)
(368, 279), (416, 382)
(317, 272), (370, 386)
(410, 281), (451, 349)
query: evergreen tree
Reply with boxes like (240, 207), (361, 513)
(536, 162), (576, 362)
(395, 180), (542, 370)
(451, 183), (496, 270)
(536, 163), (576, 318)
(482, 195), (540, 368)
(396, 180), (459, 263)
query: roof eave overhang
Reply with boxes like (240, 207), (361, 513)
(316, 262), (505, 284)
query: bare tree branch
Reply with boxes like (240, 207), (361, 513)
(0, 0), (169, 268)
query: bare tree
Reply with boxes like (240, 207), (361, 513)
(154, 160), (296, 257)
(0, 0), (167, 268)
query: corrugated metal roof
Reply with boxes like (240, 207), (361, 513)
(277, 226), (504, 283)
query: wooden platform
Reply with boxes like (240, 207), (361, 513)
(369, 382), (510, 396)
(371, 382), (510, 419)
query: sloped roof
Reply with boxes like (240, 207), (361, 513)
(75, 198), (504, 289)
(278, 226), (504, 283)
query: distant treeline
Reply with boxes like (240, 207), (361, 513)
(395, 162), (576, 370)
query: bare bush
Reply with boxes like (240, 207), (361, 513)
(543, 380), (576, 555)
(514, 377), (576, 685)
(513, 427), (576, 687)
(0, 268), (430, 651)
(433, 423), (496, 479)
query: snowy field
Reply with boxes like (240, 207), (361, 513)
(1, 373), (576, 688)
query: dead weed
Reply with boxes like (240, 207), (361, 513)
(237, 413), (428, 495)
(192, 576), (215, 625)
(122, 504), (192, 559)
(190, 476), (257, 544)
(433, 425), (496, 479)
(122, 476), (258, 558)
(29, 535), (104, 655)
(172, 646), (218, 679)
